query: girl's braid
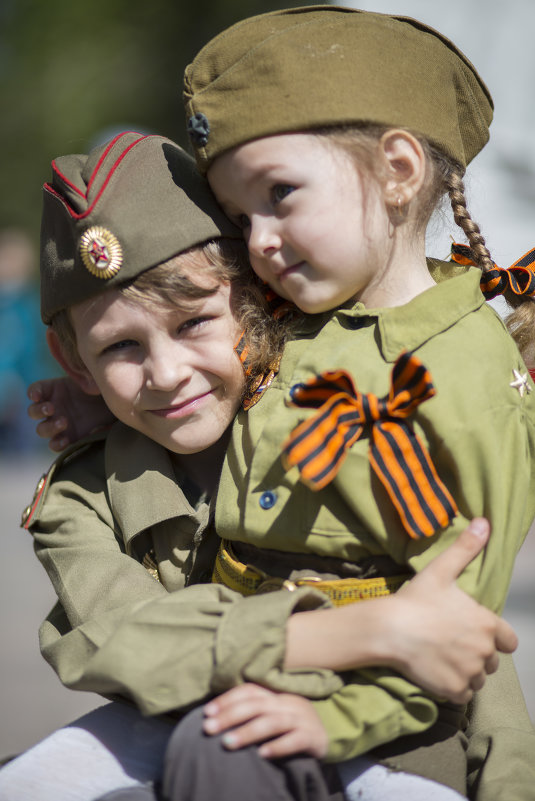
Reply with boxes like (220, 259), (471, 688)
(447, 167), (535, 364)
(447, 169), (494, 273)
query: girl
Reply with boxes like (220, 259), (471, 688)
(3, 131), (512, 801)
(181, 5), (535, 798)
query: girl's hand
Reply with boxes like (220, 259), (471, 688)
(285, 518), (517, 705)
(203, 684), (328, 759)
(27, 377), (114, 451)
(389, 518), (517, 703)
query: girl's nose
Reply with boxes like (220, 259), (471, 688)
(246, 216), (281, 259)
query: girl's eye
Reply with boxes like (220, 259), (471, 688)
(237, 213), (250, 230)
(271, 184), (295, 205)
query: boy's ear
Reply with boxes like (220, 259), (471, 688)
(379, 129), (426, 207)
(46, 328), (101, 396)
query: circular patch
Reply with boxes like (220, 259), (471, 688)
(79, 226), (122, 279)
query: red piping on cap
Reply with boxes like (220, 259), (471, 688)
(48, 132), (151, 220)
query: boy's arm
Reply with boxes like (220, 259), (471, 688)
(30, 439), (341, 716)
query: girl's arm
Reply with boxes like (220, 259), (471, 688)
(27, 377), (113, 451)
(286, 518), (515, 704)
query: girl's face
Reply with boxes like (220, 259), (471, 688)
(67, 270), (245, 456)
(208, 133), (390, 314)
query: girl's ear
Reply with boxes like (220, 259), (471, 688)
(46, 328), (101, 396)
(379, 129), (426, 207)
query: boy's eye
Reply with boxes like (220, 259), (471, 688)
(179, 315), (213, 333)
(103, 339), (137, 354)
(271, 184), (295, 205)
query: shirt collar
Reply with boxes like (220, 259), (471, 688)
(105, 422), (202, 547)
(336, 263), (485, 362)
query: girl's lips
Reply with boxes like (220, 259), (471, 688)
(149, 390), (212, 419)
(279, 262), (305, 281)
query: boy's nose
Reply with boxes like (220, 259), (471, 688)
(146, 350), (190, 392)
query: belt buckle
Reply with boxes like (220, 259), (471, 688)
(256, 577), (298, 594)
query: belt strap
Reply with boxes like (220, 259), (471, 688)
(212, 540), (409, 606)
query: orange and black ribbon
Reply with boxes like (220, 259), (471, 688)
(282, 352), (458, 539)
(450, 243), (535, 300)
(234, 287), (296, 410)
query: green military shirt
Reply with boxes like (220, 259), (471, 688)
(216, 264), (535, 764)
(26, 421), (342, 716)
(22, 371), (535, 796)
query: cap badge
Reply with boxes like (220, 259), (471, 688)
(187, 112), (210, 147)
(80, 226), (122, 279)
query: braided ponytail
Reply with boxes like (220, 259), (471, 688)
(446, 167), (535, 364)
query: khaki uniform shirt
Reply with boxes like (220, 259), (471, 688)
(26, 422), (342, 717)
(216, 265), (535, 764)
(22, 351), (535, 797)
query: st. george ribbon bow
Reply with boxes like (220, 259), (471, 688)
(450, 243), (535, 300)
(282, 352), (458, 539)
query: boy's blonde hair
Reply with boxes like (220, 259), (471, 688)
(51, 238), (292, 399)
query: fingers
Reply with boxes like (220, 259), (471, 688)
(484, 651), (500, 676)
(203, 686), (328, 760)
(218, 713), (291, 751)
(203, 684), (273, 735)
(27, 401), (52, 421)
(27, 379), (54, 403)
(419, 518), (490, 587)
(204, 684), (267, 719)
(27, 381), (44, 403)
(495, 617), (518, 654)
(258, 730), (325, 760)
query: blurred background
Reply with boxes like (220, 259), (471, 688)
(1, 0), (533, 758)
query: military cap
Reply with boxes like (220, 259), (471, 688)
(184, 5), (493, 172)
(40, 131), (240, 323)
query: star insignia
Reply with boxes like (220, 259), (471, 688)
(79, 226), (122, 280)
(510, 369), (532, 398)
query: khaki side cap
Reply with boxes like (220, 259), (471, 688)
(184, 5), (493, 172)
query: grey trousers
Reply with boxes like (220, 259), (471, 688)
(97, 707), (465, 801)
(0, 701), (466, 801)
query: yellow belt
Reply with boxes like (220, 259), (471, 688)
(213, 540), (409, 607)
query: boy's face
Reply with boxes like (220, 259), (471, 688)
(64, 273), (245, 455)
(207, 133), (389, 314)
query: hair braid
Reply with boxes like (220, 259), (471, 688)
(447, 169), (535, 364)
(447, 170), (494, 273)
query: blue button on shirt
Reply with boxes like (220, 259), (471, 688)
(259, 490), (277, 509)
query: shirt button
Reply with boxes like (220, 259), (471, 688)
(259, 490), (277, 510)
(347, 317), (365, 330)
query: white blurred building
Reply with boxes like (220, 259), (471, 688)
(350, 0), (535, 273)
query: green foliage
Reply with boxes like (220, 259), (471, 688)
(0, 0), (319, 238)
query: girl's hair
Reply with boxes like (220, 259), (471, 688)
(316, 124), (535, 362)
(51, 238), (293, 397)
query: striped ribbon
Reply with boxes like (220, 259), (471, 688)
(282, 352), (458, 539)
(450, 242), (535, 300)
(233, 286), (295, 410)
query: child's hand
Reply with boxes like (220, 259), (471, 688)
(203, 684), (328, 759)
(391, 518), (517, 704)
(27, 377), (114, 451)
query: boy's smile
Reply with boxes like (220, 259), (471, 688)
(207, 133), (391, 314)
(67, 279), (245, 456)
